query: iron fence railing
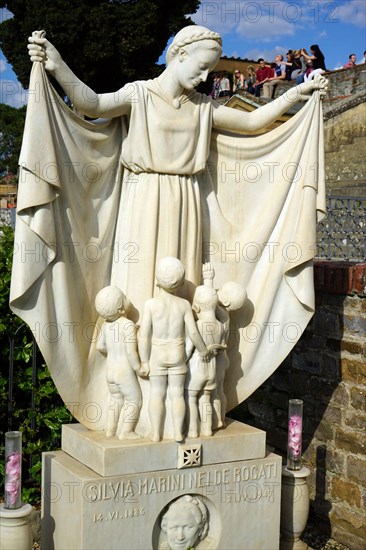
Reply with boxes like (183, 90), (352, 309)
(316, 196), (366, 262)
(7, 325), (38, 432)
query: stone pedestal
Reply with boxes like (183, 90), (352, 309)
(42, 421), (282, 549)
(61, 420), (266, 476)
(0, 503), (33, 550)
(280, 467), (310, 550)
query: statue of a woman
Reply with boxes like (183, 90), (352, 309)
(11, 25), (327, 434)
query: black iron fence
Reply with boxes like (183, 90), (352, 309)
(7, 325), (38, 432)
(316, 196), (366, 262)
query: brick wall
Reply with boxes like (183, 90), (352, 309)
(230, 261), (366, 549)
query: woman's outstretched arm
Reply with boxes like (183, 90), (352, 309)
(212, 75), (328, 133)
(28, 31), (132, 118)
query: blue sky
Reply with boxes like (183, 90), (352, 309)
(1, 0), (365, 108)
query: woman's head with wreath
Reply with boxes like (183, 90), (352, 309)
(165, 26), (221, 91)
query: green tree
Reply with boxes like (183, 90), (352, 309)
(0, 0), (200, 93)
(0, 104), (26, 174)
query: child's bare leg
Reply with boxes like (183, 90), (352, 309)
(106, 382), (123, 437)
(199, 390), (213, 436)
(117, 381), (142, 440)
(186, 389), (200, 438)
(219, 384), (227, 427)
(149, 375), (168, 442)
(213, 366), (225, 429)
(118, 401), (142, 439)
(212, 388), (223, 429)
(168, 373), (186, 442)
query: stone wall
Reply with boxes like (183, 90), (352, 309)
(324, 102), (365, 193)
(231, 261), (366, 550)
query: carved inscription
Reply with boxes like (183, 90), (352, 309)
(88, 462), (279, 523)
(85, 462), (278, 504)
(93, 508), (145, 523)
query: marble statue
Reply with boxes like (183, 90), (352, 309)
(10, 24), (327, 436)
(185, 283), (226, 438)
(138, 257), (210, 442)
(160, 495), (209, 550)
(95, 285), (143, 439)
(201, 266), (247, 429)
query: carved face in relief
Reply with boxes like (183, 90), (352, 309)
(161, 496), (209, 550)
(165, 508), (202, 550)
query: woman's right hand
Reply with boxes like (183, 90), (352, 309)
(27, 31), (62, 73)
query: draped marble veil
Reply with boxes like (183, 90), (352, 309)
(10, 62), (325, 434)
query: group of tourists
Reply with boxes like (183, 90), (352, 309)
(211, 46), (365, 101)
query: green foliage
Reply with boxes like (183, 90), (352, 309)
(0, 225), (73, 505)
(0, 104), (26, 174)
(0, 0), (200, 93)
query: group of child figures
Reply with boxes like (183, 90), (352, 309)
(95, 257), (247, 443)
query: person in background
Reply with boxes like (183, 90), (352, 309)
(210, 73), (220, 99)
(232, 68), (245, 93)
(284, 51), (295, 81)
(245, 65), (256, 94)
(343, 53), (357, 68)
(358, 51), (366, 64)
(296, 48), (313, 84)
(254, 58), (272, 97)
(301, 45), (326, 82)
(219, 71), (231, 97)
(291, 49), (307, 81)
(262, 54), (287, 99)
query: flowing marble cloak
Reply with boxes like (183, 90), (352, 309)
(10, 63), (325, 434)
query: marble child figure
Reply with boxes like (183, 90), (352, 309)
(138, 257), (210, 443)
(202, 265), (247, 429)
(12, 25), (328, 435)
(185, 284), (226, 438)
(214, 281), (247, 427)
(160, 495), (209, 550)
(95, 286), (142, 440)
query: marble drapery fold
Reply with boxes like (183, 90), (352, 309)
(10, 62), (325, 433)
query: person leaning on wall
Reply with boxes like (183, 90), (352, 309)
(245, 65), (256, 94)
(343, 53), (357, 68)
(358, 50), (366, 64)
(232, 68), (245, 93)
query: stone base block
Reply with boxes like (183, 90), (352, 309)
(42, 450), (282, 550)
(62, 420), (266, 477)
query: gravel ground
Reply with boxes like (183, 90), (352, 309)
(302, 519), (350, 550)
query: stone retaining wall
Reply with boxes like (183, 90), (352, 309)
(231, 261), (366, 550)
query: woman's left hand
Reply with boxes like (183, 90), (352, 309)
(297, 74), (328, 100)
(303, 74), (328, 93)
